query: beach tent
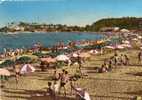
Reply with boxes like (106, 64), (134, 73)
(20, 64), (35, 74)
(56, 54), (69, 61)
(0, 68), (10, 76)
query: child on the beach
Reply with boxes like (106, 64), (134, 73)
(46, 82), (56, 100)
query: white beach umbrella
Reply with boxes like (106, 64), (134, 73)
(0, 68), (10, 76)
(79, 52), (91, 58)
(116, 45), (124, 49)
(105, 46), (115, 49)
(40, 57), (56, 63)
(132, 38), (138, 41)
(73, 53), (79, 57)
(56, 55), (69, 61)
(121, 44), (132, 48)
(120, 29), (130, 32)
(138, 36), (142, 39)
(90, 50), (99, 54)
(122, 40), (130, 44)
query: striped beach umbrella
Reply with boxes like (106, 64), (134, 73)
(0, 68), (10, 76)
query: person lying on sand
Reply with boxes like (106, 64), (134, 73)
(70, 81), (91, 100)
(98, 64), (108, 73)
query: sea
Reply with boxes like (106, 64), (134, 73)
(0, 32), (104, 52)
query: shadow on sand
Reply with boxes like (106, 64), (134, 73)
(3, 88), (75, 100)
(30, 95), (75, 100)
(126, 72), (142, 76)
(112, 90), (142, 96)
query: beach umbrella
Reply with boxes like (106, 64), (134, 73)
(33, 52), (46, 57)
(132, 38), (138, 41)
(56, 54), (69, 61)
(0, 59), (15, 68)
(90, 50), (99, 54)
(122, 40), (130, 44)
(47, 52), (60, 57)
(140, 47), (142, 49)
(105, 46), (115, 49)
(40, 57), (56, 63)
(120, 29), (130, 33)
(80, 52), (91, 58)
(20, 64), (35, 74)
(73, 53), (79, 57)
(116, 45), (124, 49)
(138, 36), (142, 39)
(16, 56), (32, 64)
(0, 68), (10, 76)
(121, 44), (132, 48)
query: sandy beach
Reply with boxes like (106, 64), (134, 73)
(1, 49), (142, 100)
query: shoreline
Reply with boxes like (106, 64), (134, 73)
(0, 31), (105, 34)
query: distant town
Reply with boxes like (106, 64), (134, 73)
(1, 17), (142, 33)
(0, 22), (86, 33)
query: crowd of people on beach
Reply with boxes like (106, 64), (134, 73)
(45, 69), (91, 100)
(98, 51), (129, 73)
(2, 37), (142, 100)
(0, 48), (25, 59)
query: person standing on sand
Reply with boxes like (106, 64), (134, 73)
(58, 69), (65, 94)
(138, 51), (142, 64)
(15, 64), (21, 84)
(46, 82), (56, 100)
(124, 54), (129, 65)
(52, 70), (59, 81)
(114, 55), (118, 67)
(108, 60), (112, 71)
(76, 53), (83, 76)
(59, 70), (69, 96)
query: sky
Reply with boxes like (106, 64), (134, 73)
(0, 0), (142, 27)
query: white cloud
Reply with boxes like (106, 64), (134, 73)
(0, 0), (65, 4)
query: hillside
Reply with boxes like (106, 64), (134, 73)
(88, 17), (142, 31)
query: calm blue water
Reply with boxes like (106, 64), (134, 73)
(0, 32), (104, 52)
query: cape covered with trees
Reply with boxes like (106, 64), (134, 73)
(87, 17), (142, 31)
